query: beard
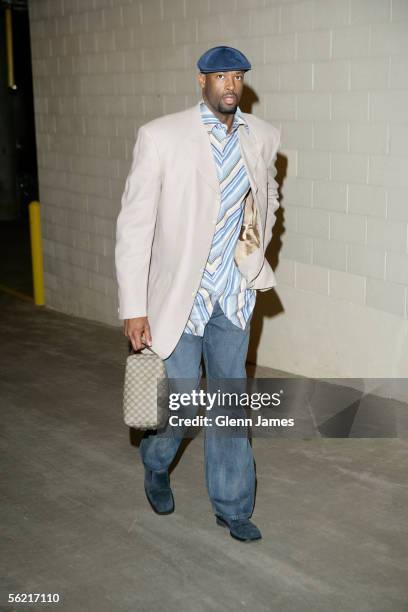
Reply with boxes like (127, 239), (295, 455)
(218, 102), (238, 114)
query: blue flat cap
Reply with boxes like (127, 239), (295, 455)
(197, 46), (251, 73)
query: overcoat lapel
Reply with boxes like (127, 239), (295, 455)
(237, 123), (261, 195)
(185, 104), (219, 193)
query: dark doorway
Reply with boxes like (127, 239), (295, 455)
(0, 0), (38, 297)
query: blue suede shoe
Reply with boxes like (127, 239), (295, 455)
(144, 468), (174, 515)
(215, 515), (262, 542)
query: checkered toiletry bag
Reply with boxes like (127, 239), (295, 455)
(123, 346), (168, 430)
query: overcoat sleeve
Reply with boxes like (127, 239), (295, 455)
(115, 126), (161, 320)
(264, 131), (281, 251)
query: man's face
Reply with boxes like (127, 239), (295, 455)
(198, 70), (245, 115)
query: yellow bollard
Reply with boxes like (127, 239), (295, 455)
(29, 201), (45, 306)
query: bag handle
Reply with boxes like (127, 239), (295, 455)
(128, 341), (155, 356)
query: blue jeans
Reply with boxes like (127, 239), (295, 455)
(139, 301), (255, 520)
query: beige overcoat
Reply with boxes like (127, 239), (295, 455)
(115, 101), (280, 359)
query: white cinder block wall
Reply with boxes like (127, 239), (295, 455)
(29, 0), (408, 378)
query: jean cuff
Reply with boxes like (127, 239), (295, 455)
(216, 512), (251, 521)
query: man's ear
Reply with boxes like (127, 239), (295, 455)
(197, 72), (206, 90)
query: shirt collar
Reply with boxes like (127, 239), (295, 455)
(199, 99), (248, 134)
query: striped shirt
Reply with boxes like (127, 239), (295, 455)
(183, 100), (256, 337)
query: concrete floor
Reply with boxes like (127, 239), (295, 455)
(1, 292), (407, 612)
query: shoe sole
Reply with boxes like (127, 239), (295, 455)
(144, 486), (174, 515)
(215, 516), (262, 542)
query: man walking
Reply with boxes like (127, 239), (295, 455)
(115, 46), (280, 542)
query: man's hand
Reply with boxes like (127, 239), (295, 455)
(124, 316), (152, 351)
